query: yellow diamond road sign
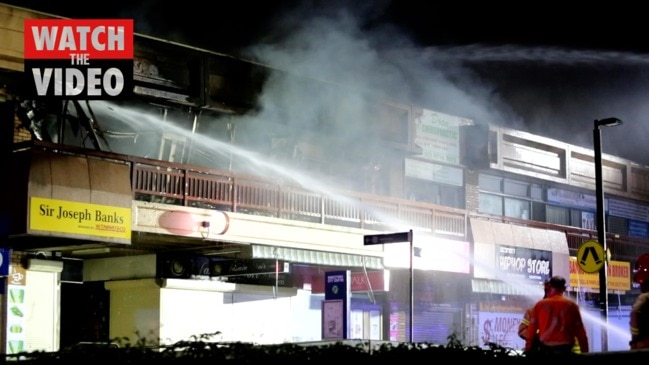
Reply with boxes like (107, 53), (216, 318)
(577, 240), (605, 273)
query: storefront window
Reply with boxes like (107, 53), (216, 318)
(530, 185), (544, 200)
(608, 216), (628, 236)
(504, 180), (527, 197)
(478, 174), (501, 192)
(546, 205), (569, 226)
(479, 193), (502, 215)
(478, 174), (536, 219)
(504, 197), (530, 219)
(405, 178), (464, 209)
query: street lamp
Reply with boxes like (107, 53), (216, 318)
(593, 117), (622, 352)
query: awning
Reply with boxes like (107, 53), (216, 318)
(19, 150), (132, 244)
(251, 244), (384, 270)
(472, 278), (545, 297)
(470, 218), (569, 253)
(470, 218), (570, 281)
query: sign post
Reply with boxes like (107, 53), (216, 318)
(364, 230), (413, 342)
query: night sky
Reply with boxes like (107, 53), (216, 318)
(5, 1), (649, 165)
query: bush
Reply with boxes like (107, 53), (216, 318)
(5, 333), (641, 364)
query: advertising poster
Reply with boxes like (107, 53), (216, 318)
(389, 312), (402, 341)
(322, 300), (344, 340)
(6, 265), (27, 354)
(478, 311), (525, 351)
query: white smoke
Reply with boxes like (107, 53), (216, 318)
(235, 2), (649, 166)
(243, 4), (518, 124)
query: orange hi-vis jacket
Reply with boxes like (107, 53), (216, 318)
(518, 307), (533, 340)
(519, 305), (581, 353)
(525, 293), (589, 353)
(630, 292), (649, 349)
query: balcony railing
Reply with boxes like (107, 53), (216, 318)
(132, 157), (469, 237)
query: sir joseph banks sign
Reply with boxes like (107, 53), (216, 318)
(29, 197), (131, 240)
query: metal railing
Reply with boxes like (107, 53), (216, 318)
(131, 156), (469, 237)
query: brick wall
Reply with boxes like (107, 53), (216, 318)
(464, 170), (480, 213)
(13, 113), (31, 143)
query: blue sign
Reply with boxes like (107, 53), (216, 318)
(0, 248), (10, 276)
(324, 270), (350, 339)
(629, 220), (649, 238)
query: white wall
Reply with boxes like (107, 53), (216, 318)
(288, 290), (322, 342)
(159, 286), (321, 345)
(23, 270), (60, 352)
(105, 277), (335, 346)
(159, 288), (230, 344)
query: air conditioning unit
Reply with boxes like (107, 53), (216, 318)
(27, 258), (63, 273)
(157, 254), (211, 279)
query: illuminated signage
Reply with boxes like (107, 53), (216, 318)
(569, 257), (630, 292)
(496, 245), (551, 283)
(29, 197), (131, 240)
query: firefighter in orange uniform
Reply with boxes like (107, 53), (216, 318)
(630, 253), (649, 350)
(525, 276), (589, 355)
(518, 280), (550, 340)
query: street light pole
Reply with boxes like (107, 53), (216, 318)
(409, 229), (414, 343)
(593, 117), (622, 352)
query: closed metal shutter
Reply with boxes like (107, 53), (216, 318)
(413, 306), (463, 344)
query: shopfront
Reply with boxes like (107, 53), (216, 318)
(470, 218), (570, 349)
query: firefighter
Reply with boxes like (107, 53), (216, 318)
(525, 276), (589, 355)
(519, 280), (550, 339)
(630, 253), (649, 350)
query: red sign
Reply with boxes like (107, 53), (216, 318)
(351, 270), (385, 291)
(312, 271), (385, 293)
(24, 19), (133, 59)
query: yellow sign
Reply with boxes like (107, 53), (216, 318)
(569, 257), (631, 292)
(30, 197), (131, 240)
(576, 240), (605, 273)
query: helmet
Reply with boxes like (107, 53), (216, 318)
(633, 253), (649, 284)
